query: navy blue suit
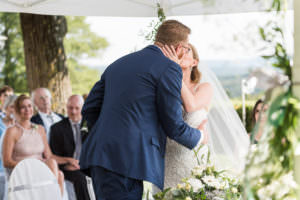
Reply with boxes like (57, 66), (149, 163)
(80, 45), (201, 199)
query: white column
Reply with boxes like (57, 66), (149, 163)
(293, 1), (300, 199)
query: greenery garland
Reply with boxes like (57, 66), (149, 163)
(244, 0), (300, 199)
(143, 3), (166, 42)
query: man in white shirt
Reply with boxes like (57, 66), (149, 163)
(30, 88), (63, 139)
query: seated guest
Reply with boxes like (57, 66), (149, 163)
(50, 95), (90, 200)
(0, 95), (17, 172)
(0, 86), (14, 118)
(251, 99), (268, 143)
(2, 95), (79, 196)
(31, 88), (63, 139)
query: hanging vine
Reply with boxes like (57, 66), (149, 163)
(143, 3), (166, 42)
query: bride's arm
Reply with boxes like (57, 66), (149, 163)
(181, 81), (213, 113)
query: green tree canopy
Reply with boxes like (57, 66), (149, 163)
(0, 14), (108, 95)
(0, 13), (26, 93)
(65, 16), (109, 95)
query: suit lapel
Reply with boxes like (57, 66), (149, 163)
(36, 114), (44, 126)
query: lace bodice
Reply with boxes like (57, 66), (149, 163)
(163, 108), (208, 189)
(183, 109), (208, 129)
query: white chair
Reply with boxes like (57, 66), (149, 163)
(65, 180), (76, 200)
(86, 176), (95, 200)
(7, 158), (62, 200)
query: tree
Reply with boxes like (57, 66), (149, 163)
(20, 14), (71, 113)
(0, 13), (27, 92)
(0, 14), (108, 107)
(65, 16), (108, 94)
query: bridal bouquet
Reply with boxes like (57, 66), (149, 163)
(153, 148), (242, 200)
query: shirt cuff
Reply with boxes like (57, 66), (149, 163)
(198, 129), (204, 145)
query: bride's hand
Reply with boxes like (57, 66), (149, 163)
(197, 119), (209, 144)
(162, 45), (185, 65)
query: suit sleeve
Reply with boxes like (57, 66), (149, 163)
(49, 125), (65, 157)
(157, 63), (201, 149)
(49, 125), (67, 170)
(81, 72), (106, 130)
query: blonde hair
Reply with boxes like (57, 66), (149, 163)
(189, 44), (201, 84)
(14, 94), (31, 114)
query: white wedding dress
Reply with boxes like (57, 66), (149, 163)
(152, 64), (250, 193)
(164, 108), (208, 189)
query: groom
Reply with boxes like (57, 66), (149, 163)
(80, 20), (207, 200)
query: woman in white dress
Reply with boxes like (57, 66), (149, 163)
(159, 43), (250, 190)
(161, 43), (213, 188)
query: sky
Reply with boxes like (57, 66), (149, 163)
(81, 11), (294, 68)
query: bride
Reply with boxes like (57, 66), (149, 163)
(158, 43), (250, 190)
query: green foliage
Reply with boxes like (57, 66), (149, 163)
(154, 146), (243, 200)
(233, 101), (254, 133)
(0, 13), (27, 92)
(0, 14), (108, 94)
(143, 3), (166, 42)
(65, 16), (108, 61)
(69, 64), (100, 95)
(259, 22), (292, 79)
(244, 0), (300, 199)
(65, 16), (109, 95)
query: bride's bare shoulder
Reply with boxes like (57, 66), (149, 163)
(195, 82), (213, 95)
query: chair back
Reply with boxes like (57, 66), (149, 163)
(7, 158), (62, 200)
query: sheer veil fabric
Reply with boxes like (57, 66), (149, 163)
(199, 64), (250, 174)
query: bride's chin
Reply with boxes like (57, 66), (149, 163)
(181, 65), (190, 70)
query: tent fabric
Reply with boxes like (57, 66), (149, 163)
(0, 0), (293, 17)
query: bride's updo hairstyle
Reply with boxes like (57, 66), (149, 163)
(189, 44), (201, 84)
(155, 20), (191, 47)
(14, 94), (31, 115)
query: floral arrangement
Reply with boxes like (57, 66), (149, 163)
(153, 147), (242, 200)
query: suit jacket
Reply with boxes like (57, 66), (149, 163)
(31, 112), (64, 127)
(49, 117), (88, 170)
(80, 45), (201, 190)
(49, 118), (75, 171)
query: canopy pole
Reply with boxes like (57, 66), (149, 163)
(293, 0), (300, 199)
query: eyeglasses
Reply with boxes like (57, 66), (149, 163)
(181, 45), (191, 53)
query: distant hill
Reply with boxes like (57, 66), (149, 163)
(201, 57), (268, 97)
(90, 57), (269, 98)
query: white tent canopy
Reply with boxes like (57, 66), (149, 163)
(0, 0), (293, 17)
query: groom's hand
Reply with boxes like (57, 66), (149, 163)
(197, 119), (208, 144)
(162, 45), (187, 66)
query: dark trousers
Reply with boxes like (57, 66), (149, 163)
(90, 166), (143, 200)
(64, 170), (91, 200)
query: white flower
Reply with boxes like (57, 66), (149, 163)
(219, 179), (229, 189)
(231, 187), (238, 193)
(192, 166), (205, 176)
(187, 178), (204, 191)
(281, 172), (298, 189)
(202, 175), (222, 189)
(185, 197), (192, 200)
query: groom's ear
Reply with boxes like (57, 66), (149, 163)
(176, 44), (184, 58)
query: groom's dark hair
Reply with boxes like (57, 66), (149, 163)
(155, 20), (191, 46)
